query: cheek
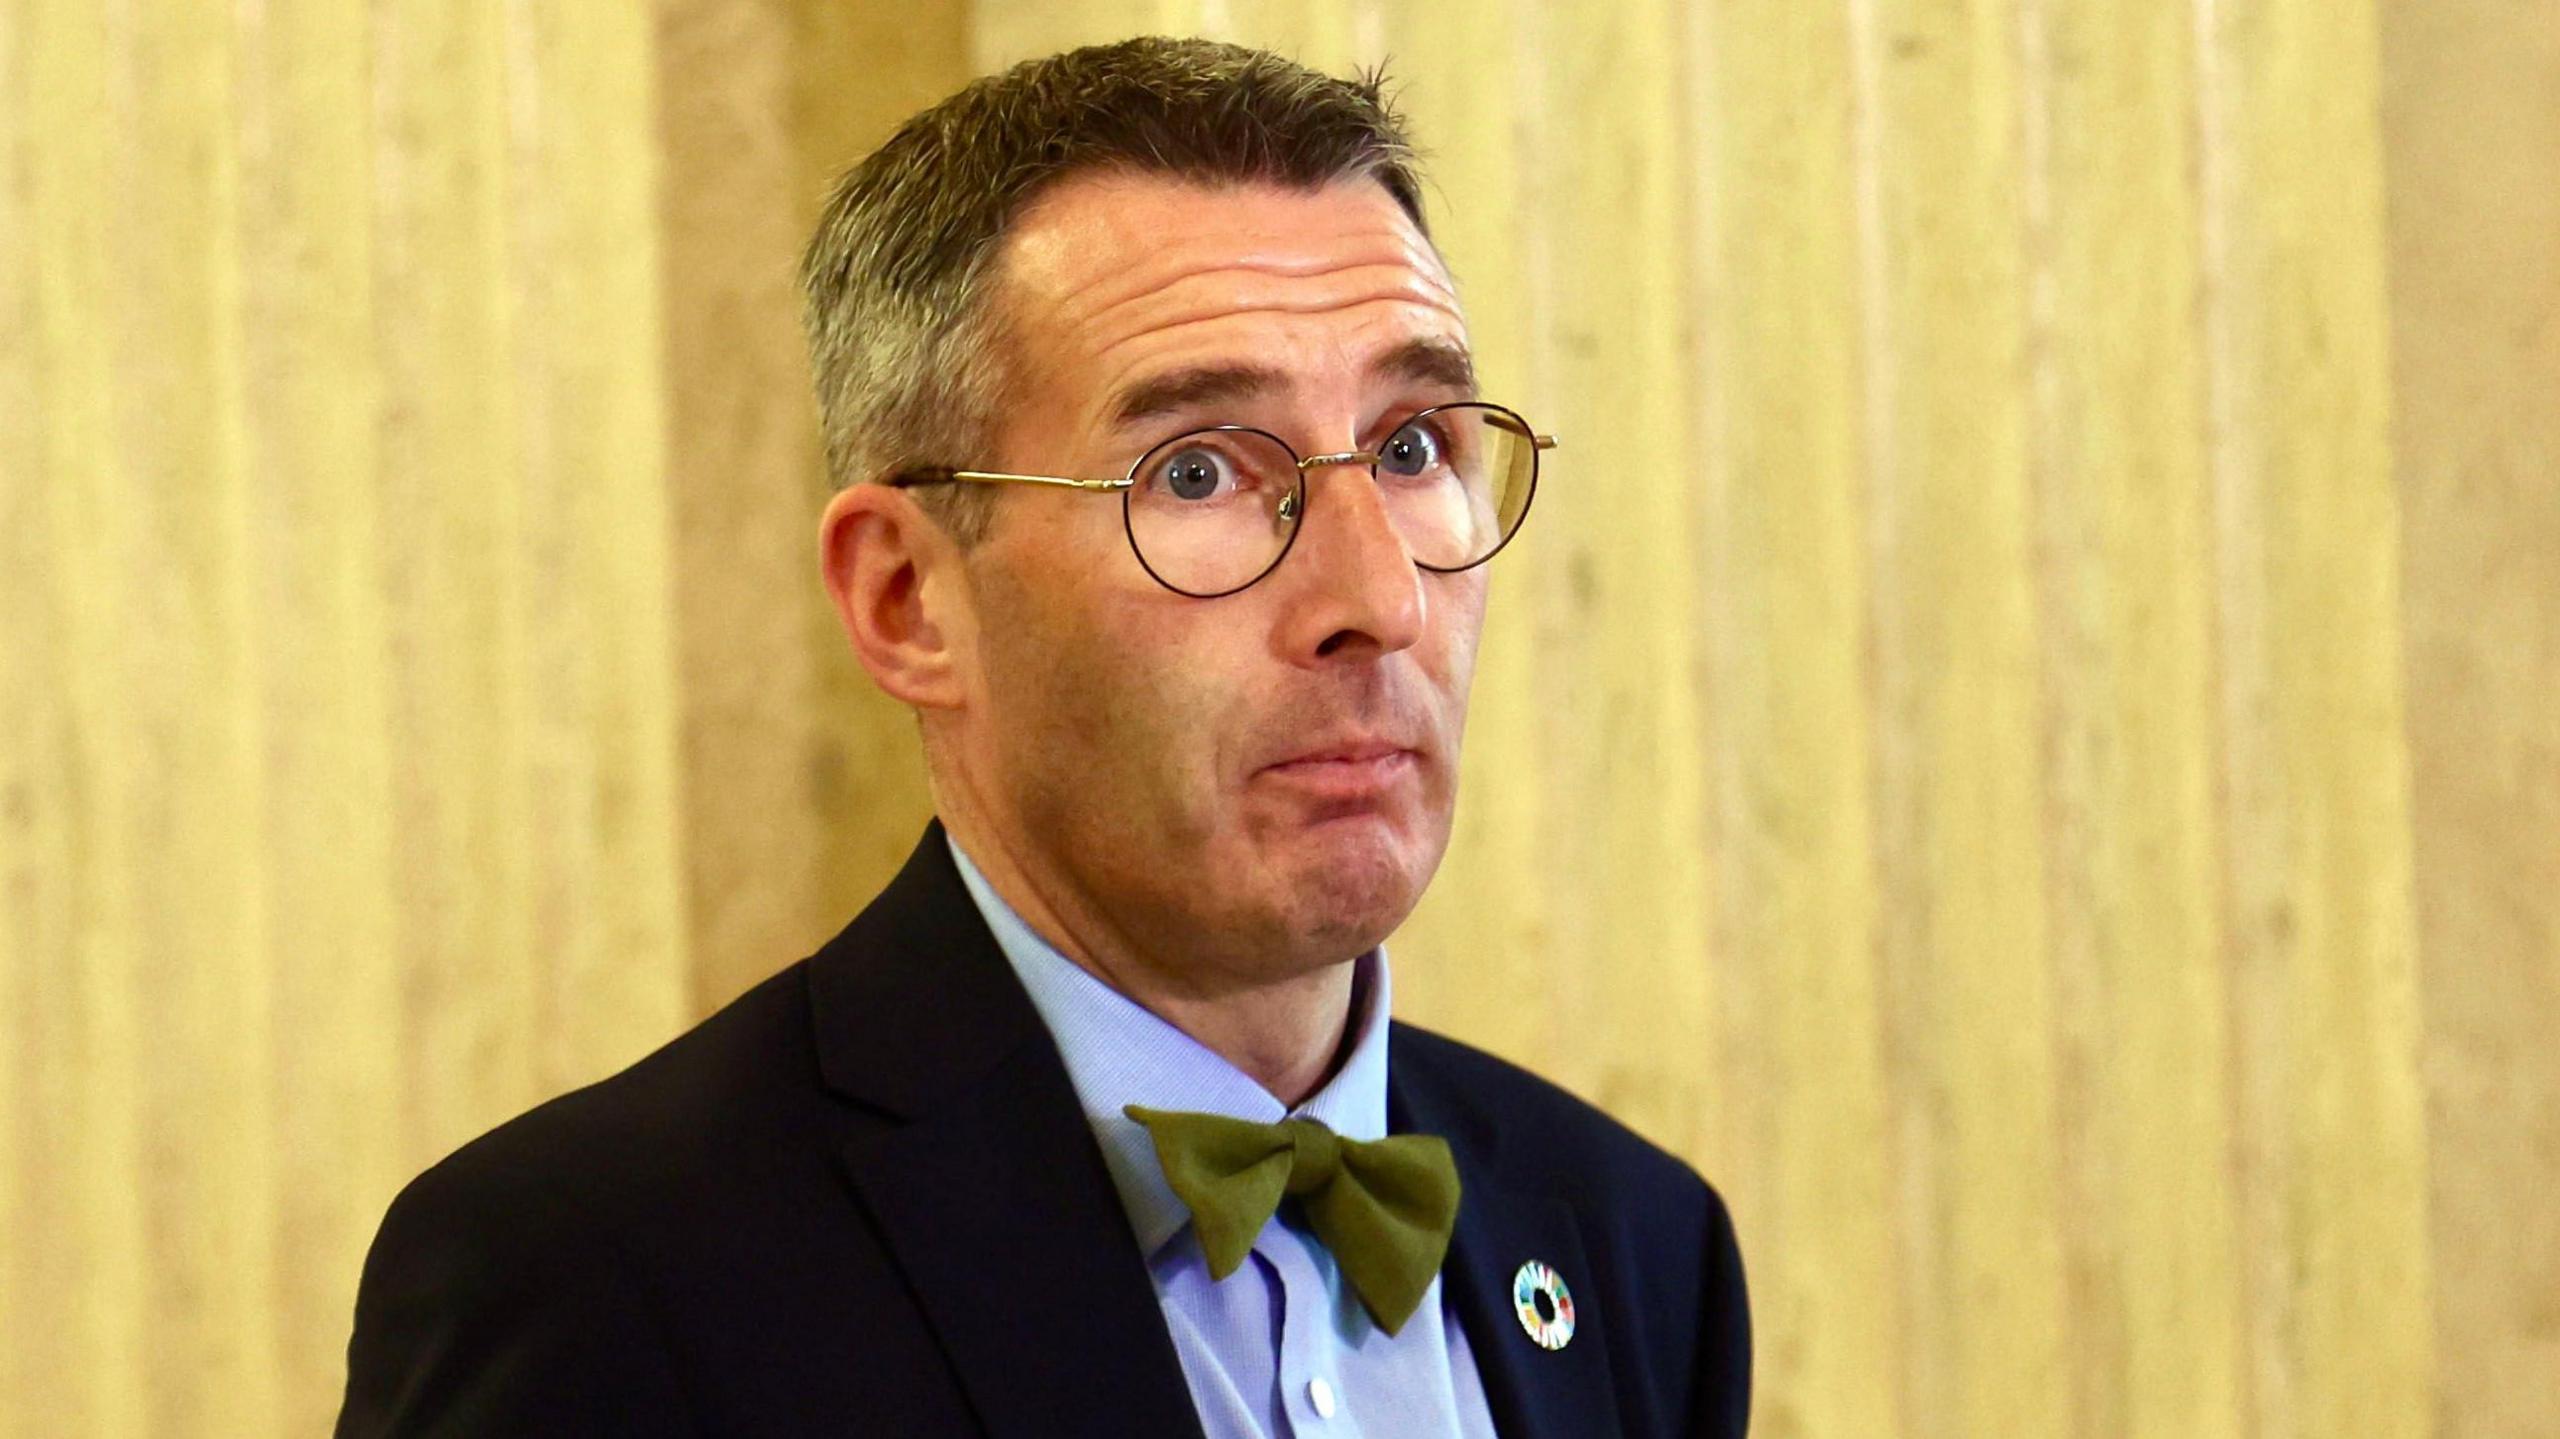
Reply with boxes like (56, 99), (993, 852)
(979, 579), (1237, 827)
(1424, 573), (1488, 702)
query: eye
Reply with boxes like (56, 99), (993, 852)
(1140, 432), (1296, 505)
(1377, 419), (1446, 478)
(1150, 443), (1240, 502)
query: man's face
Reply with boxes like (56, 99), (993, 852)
(945, 171), (1488, 990)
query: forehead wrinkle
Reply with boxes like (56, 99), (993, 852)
(1055, 254), (1459, 350)
(994, 177), (1474, 464)
(998, 171), (1454, 329)
(1020, 226), (1444, 333)
(1083, 294), (1468, 410)
(1054, 220), (1443, 285)
(1023, 200), (1451, 302)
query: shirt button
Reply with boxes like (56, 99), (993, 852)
(1307, 1376), (1338, 1419)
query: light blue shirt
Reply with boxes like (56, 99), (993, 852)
(948, 838), (1500, 1439)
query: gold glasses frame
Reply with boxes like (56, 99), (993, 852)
(887, 400), (1557, 599)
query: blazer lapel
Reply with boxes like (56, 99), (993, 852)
(1394, 1048), (1628, 1439)
(1442, 1177), (1626, 1439)
(811, 825), (1205, 1439)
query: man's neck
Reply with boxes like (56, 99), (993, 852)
(938, 813), (1358, 1108)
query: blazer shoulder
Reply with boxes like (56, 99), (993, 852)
(339, 962), (834, 1433)
(1391, 1021), (1728, 1222)
(1393, 1022), (1752, 1436)
(379, 958), (828, 1238)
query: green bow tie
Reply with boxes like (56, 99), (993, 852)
(1123, 1104), (1461, 1336)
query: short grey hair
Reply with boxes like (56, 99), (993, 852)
(798, 37), (1430, 543)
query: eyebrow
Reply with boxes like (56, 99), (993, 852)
(1372, 337), (1478, 397)
(1109, 364), (1287, 430)
(1104, 337), (1480, 431)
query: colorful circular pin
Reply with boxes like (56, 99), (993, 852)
(1511, 1259), (1576, 1350)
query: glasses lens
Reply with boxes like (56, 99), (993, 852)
(1377, 403), (1539, 571)
(1125, 429), (1305, 596)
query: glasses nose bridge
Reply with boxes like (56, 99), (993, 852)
(1295, 449), (1379, 476)
(1283, 447), (1417, 568)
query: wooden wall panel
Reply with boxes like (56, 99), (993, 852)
(1686, 0), (1905, 1432)
(366, 0), (691, 1183)
(1, 2), (688, 1432)
(2019, 1), (2246, 1433)
(2382, 4), (2560, 1436)
(9, 9), (158, 1434)
(54, 3), (278, 1429)
(3, 1), (2552, 1434)
(1513, 0), (1724, 1183)
(1848, 0), (2074, 1429)
(2192, 0), (2435, 1431)
(656, 0), (956, 1015)
(232, 3), (398, 1429)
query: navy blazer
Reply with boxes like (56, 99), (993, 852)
(338, 823), (1750, 1436)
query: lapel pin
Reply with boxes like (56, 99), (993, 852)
(1511, 1259), (1575, 1350)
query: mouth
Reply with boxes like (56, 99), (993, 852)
(1255, 742), (1422, 804)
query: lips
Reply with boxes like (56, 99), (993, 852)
(1261, 737), (1417, 771)
(1254, 738), (1423, 811)
(1275, 743), (1408, 768)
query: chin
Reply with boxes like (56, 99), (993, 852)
(1273, 814), (1441, 954)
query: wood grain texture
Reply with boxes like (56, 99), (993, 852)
(2381, 3), (2560, 1435)
(656, 0), (954, 1016)
(2193, 0), (2435, 1431)
(1686, 0), (1906, 1431)
(2019, 1), (2246, 1432)
(1847, 0), (2075, 1428)
(3, 2), (687, 1432)
(3, 1), (2550, 1434)
(231, 4), (398, 1430)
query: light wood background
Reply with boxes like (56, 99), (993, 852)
(2, 1), (2550, 1435)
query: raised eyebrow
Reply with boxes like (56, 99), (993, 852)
(1108, 364), (1289, 430)
(1105, 340), (1476, 432)
(1371, 338), (1477, 397)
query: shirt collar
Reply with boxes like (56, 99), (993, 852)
(945, 833), (1393, 1257)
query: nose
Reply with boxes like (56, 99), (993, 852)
(1272, 463), (1426, 665)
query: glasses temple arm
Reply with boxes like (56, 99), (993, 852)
(1476, 412), (1557, 450)
(887, 468), (1130, 491)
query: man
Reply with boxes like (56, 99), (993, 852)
(339, 38), (1748, 1438)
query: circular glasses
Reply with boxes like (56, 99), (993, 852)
(891, 402), (1552, 598)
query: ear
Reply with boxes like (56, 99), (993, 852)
(819, 483), (972, 711)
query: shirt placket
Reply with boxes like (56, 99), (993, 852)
(1261, 1216), (1356, 1436)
